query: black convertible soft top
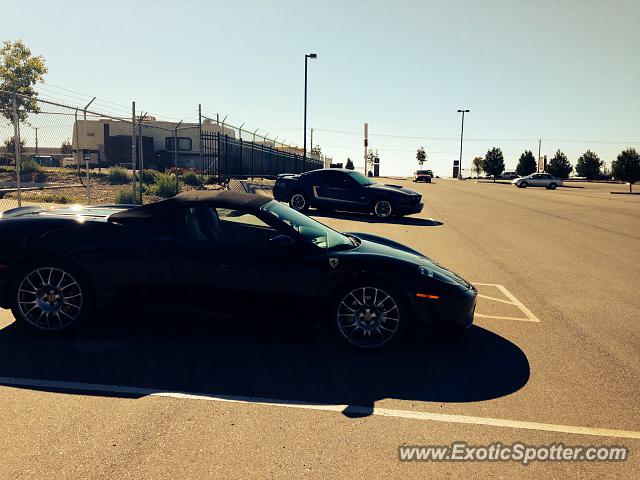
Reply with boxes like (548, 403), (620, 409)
(109, 190), (272, 221)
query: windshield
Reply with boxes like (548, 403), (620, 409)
(262, 201), (355, 250)
(346, 171), (375, 186)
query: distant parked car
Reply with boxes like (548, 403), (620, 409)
(512, 173), (563, 190)
(273, 168), (423, 219)
(413, 170), (433, 183)
(501, 171), (518, 180)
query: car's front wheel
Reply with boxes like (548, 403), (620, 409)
(11, 261), (92, 333)
(289, 192), (309, 212)
(372, 199), (393, 219)
(335, 285), (404, 349)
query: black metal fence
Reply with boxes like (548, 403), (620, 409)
(202, 132), (323, 180)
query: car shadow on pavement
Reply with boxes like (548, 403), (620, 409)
(0, 315), (529, 417)
(309, 210), (444, 226)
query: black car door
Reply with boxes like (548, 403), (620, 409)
(311, 171), (365, 209)
(173, 204), (327, 321)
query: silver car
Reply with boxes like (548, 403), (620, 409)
(512, 173), (563, 190)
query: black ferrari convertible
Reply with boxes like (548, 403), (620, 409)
(0, 191), (476, 349)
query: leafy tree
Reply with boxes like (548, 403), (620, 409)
(547, 149), (573, 179)
(416, 146), (426, 166)
(482, 147), (505, 182)
(0, 40), (48, 123)
(575, 150), (603, 180)
(310, 145), (322, 156)
(60, 139), (72, 155)
(345, 158), (355, 170)
(516, 150), (537, 177)
(611, 148), (640, 193)
(3, 135), (25, 165)
(366, 148), (379, 174)
(472, 156), (484, 177)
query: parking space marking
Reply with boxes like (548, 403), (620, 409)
(1, 376), (639, 440)
(473, 283), (541, 323)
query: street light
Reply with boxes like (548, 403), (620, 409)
(304, 53), (317, 173)
(457, 109), (469, 179)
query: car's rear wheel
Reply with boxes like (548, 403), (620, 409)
(372, 199), (393, 219)
(335, 285), (403, 349)
(11, 262), (92, 333)
(547, 183), (557, 190)
(289, 192), (309, 212)
(519, 181), (528, 188)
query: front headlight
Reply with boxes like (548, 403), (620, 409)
(418, 266), (459, 285)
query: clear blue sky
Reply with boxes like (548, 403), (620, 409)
(4, 0), (639, 175)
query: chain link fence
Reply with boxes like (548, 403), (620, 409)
(0, 90), (331, 213)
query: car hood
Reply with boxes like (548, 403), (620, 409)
(363, 183), (420, 196)
(344, 232), (471, 288)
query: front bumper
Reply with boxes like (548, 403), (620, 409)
(409, 282), (477, 332)
(396, 202), (424, 215)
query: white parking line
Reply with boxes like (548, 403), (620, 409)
(473, 283), (541, 323)
(1, 377), (639, 440)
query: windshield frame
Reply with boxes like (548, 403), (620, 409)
(259, 200), (355, 251)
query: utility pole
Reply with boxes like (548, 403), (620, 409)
(457, 109), (469, 179)
(363, 123), (368, 174)
(303, 53), (317, 173)
(538, 139), (542, 172)
(131, 101), (137, 204)
(138, 112), (147, 205)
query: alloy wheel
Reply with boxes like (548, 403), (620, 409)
(290, 193), (307, 211)
(16, 267), (84, 331)
(337, 286), (400, 348)
(373, 200), (392, 218)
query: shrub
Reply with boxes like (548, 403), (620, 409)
(182, 171), (201, 187)
(138, 169), (162, 185)
(115, 188), (135, 204)
(108, 167), (130, 185)
(151, 173), (179, 198)
(40, 193), (72, 204)
(21, 158), (43, 175)
(33, 172), (48, 183)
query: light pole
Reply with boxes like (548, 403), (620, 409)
(457, 109), (469, 179)
(303, 53), (317, 173)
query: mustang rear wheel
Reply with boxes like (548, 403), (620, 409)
(289, 192), (309, 212)
(372, 199), (393, 219)
(12, 262), (91, 333)
(336, 285), (403, 349)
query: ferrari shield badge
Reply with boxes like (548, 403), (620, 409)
(329, 257), (339, 269)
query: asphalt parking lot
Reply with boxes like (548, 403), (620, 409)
(0, 178), (638, 479)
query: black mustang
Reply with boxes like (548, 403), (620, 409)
(273, 169), (423, 218)
(0, 191), (475, 349)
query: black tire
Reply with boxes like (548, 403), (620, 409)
(334, 283), (406, 349)
(519, 181), (528, 188)
(372, 198), (393, 219)
(10, 259), (93, 334)
(547, 183), (557, 190)
(288, 192), (309, 212)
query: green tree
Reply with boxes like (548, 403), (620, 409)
(0, 40), (48, 123)
(366, 149), (379, 175)
(547, 149), (573, 179)
(345, 158), (355, 170)
(3, 135), (25, 165)
(60, 139), (72, 155)
(575, 150), (603, 180)
(482, 147), (505, 182)
(416, 146), (426, 166)
(611, 148), (640, 193)
(310, 145), (322, 157)
(472, 156), (484, 177)
(516, 150), (537, 176)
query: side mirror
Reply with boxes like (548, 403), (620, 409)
(270, 234), (296, 250)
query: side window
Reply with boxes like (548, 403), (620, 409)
(321, 171), (352, 187)
(217, 208), (277, 250)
